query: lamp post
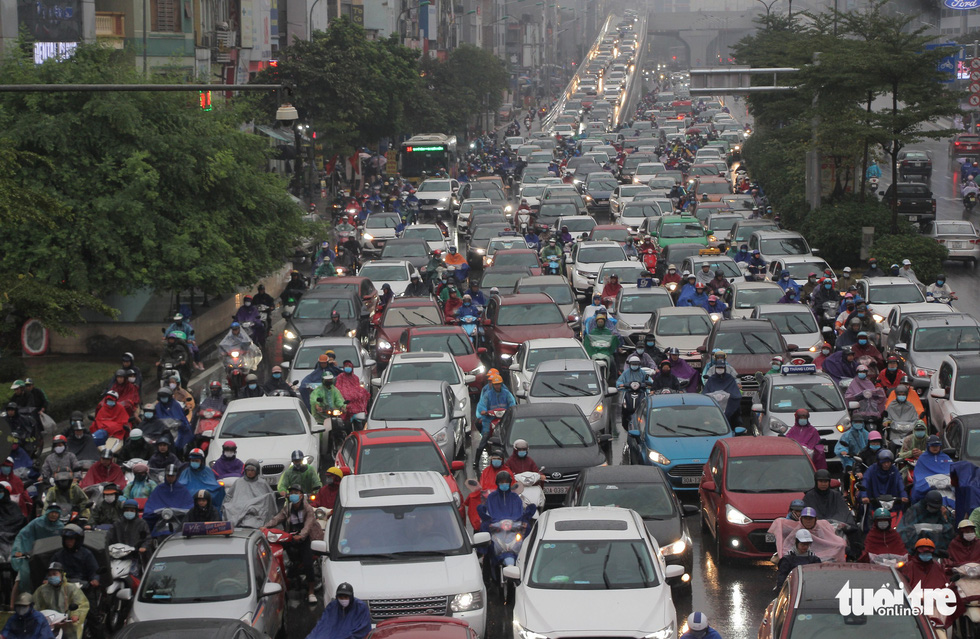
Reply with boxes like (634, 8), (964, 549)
(309, 0), (322, 39)
(756, 0), (779, 30)
(398, 0), (431, 45)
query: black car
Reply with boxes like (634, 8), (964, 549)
(478, 266), (534, 294)
(897, 149), (932, 181)
(942, 413), (980, 463)
(563, 465), (696, 588)
(655, 243), (710, 281)
(880, 182), (936, 225)
(380, 238), (431, 270)
(491, 403), (611, 507)
(467, 222), (514, 269)
(282, 288), (369, 359)
(114, 619), (270, 639)
(535, 199), (584, 234)
(583, 172), (620, 213)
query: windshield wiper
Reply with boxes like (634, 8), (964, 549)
(247, 430), (286, 436)
(387, 549), (455, 557)
(557, 419), (588, 445)
(745, 333), (777, 353)
(676, 424), (723, 436)
(601, 547), (612, 590)
(655, 422), (679, 436)
(541, 381), (571, 398)
(411, 311), (437, 325)
(739, 334), (757, 354)
(629, 543), (653, 587)
(539, 420), (566, 448)
(804, 392), (835, 411)
(558, 382), (589, 396)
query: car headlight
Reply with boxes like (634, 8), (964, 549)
(363, 233), (374, 241)
(473, 248), (486, 255)
(660, 538), (687, 556)
(450, 590), (483, 612)
(872, 313), (884, 323)
(303, 455), (314, 466)
(347, 329), (357, 337)
(809, 345), (817, 352)
(505, 205), (514, 213)
(377, 339), (392, 351)
(769, 418), (790, 434)
(647, 449), (670, 465)
(438, 197), (449, 203)
(836, 415), (851, 433)
(915, 367), (936, 378)
(284, 330), (297, 340)
(433, 428), (450, 445)
(644, 623), (674, 639)
(514, 624), (548, 639)
(470, 364), (486, 375)
(589, 402), (604, 423)
(726, 503), (752, 525)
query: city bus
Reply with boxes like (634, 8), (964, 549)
(398, 134), (459, 182)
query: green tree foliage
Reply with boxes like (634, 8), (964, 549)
(0, 44), (301, 333)
(422, 45), (509, 132)
(871, 235), (948, 284)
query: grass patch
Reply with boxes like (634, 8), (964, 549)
(0, 358), (115, 421)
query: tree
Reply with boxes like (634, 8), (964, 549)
(0, 43), (302, 334)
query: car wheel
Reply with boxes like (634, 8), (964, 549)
(621, 442), (632, 465)
(713, 525), (729, 566)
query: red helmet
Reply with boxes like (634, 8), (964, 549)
(53, 435), (67, 445)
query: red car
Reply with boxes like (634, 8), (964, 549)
(369, 616), (479, 639)
(951, 133), (980, 158)
(395, 325), (487, 392)
(699, 436), (816, 562)
(372, 297), (444, 365)
(486, 248), (542, 275)
(481, 293), (574, 366)
(334, 428), (465, 513)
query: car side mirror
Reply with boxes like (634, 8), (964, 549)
(339, 464), (351, 475)
(751, 403), (763, 413)
(311, 423), (326, 434)
(701, 479), (717, 493)
(451, 460), (465, 472)
(606, 386), (619, 397)
(810, 248), (819, 254)
(821, 326), (833, 334)
(944, 447), (958, 459)
(364, 359), (376, 368)
(627, 429), (641, 438)
(311, 540), (328, 555)
(502, 565), (521, 581)
(734, 427), (747, 436)
(848, 401), (860, 410)
(478, 347), (488, 354)
(515, 389), (527, 399)
(281, 311), (292, 319)
(482, 318), (492, 326)
(371, 377), (383, 387)
(931, 388), (947, 399)
(894, 343), (907, 352)
(785, 344), (798, 351)
(696, 345), (706, 353)
(664, 564), (685, 579)
(473, 531), (492, 546)
(598, 433), (613, 443)
(261, 581), (283, 597)
(682, 503), (699, 516)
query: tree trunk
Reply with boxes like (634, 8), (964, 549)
(890, 82), (900, 235)
(859, 91), (872, 204)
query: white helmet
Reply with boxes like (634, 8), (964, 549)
(687, 612), (709, 632)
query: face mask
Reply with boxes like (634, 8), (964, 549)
(937, 280), (945, 286)
(782, 275), (789, 281)
(47, 575), (62, 587)
(54, 445), (65, 454)
(858, 339), (868, 346)
(896, 394), (907, 403)
(498, 483), (511, 492)
(915, 429), (927, 438)
(159, 397), (169, 404)
(127, 376), (137, 383)
(490, 459), (503, 469)
(106, 400), (116, 407)
(15, 606), (30, 617)
(105, 495), (117, 504)
(144, 411), (155, 420)
(248, 384), (257, 390)
(852, 422), (864, 430)
(0, 467), (10, 476)
(715, 366), (726, 375)
(124, 510), (137, 521)
(857, 372), (867, 379)
(919, 553), (933, 562)
(824, 283), (832, 290)
(289, 494), (301, 503)
(630, 364), (640, 371)
(771, 364), (780, 372)
(798, 418), (808, 426)
(821, 349), (830, 356)
(870, 443), (881, 451)
(646, 342), (655, 349)
(888, 365), (897, 372)
(273, 373), (281, 380)
(876, 520), (890, 531)
(517, 451), (528, 458)
(244, 301), (252, 307)
(635, 346), (645, 354)
(966, 532), (978, 542)
(190, 461), (201, 470)
(338, 598), (350, 608)
(344, 367), (353, 374)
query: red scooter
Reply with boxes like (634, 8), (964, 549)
(262, 528), (296, 588)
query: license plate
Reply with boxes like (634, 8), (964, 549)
(543, 485), (570, 495)
(690, 361), (702, 369)
(765, 532), (776, 543)
(908, 216), (918, 221)
(682, 476), (701, 485)
(949, 241), (967, 249)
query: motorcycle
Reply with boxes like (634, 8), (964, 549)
(882, 417), (915, 453)
(477, 409), (508, 473)
(953, 563), (980, 638)
(927, 292), (957, 305)
(195, 408), (223, 435)
(513, 471), (545, 516)
(966, 191), (978, 213)
(150, 507), (187, 538)
(222, 344), (263, 399)
(40, 606), (76, 639)
(585, 332), (618, 383)
(454, 314), (481, 346)
(487, 519), (526, 604)
(868, 552), (906, 567)
(105, 543), (139, 631)
(320, 409), (348, 461)
(262, 528), (296, 588)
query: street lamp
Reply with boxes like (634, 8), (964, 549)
(398, 0), (431, 44)
(276, 104), (304, 195)
(309, 0), (322, 39)
(756, 0), (779, 30)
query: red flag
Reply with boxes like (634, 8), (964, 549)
(325, 154), (338, 175)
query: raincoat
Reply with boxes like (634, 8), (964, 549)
(306, 597), (372, 639)
(336, 372), (370, 418)
(11, 513), (62, 586)
(859, 526), (906, 562)
(858, 461), (907, 508)
(667, 357), (700, 392)
(92, 397), (131, 440)
(222, 461), (277, 528)
(834, 423), (869, 470)
(143, 480), (193, 527)
(32, 582), (88, 639)
(178, 464), (225, 509)
(844, 375), (886, 420)
(947, 534), (980, 568)
(80, 460), (127, 489)
(702, 371), (741, 421)
(767, 518), (846, 563)
(786, 421), (827, 470)
(897, 500), (955, 552)
(154, 400), (192, 452)
(821, 352), (856, 384)
(899, 555), (950, 592)
(211, 454), (245, 479)
(910, 450), (953, 504)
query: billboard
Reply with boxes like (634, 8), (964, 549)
(18, 0), (83, 42)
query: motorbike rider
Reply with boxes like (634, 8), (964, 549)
(143, 464), (193, 530)
(264, 365), (296, 397)
(147, 437), (179, 474)
(443, 289), (463, 320)
(51, 525), (99, 590)
(123, 411), (159, 461)
(118, 353), (143, 389)
(307, 583), (371, 638)
(218, 321), (253, 359)
(455, 293), (481, 323)
(898, 489), (955, 553)
(583, 312), (619, 372)
(632, 336), (659, 369)
(154, 387), (192, 453)
(263, 485), (323, 604)
(859, 507), (906, 562)
(315, 467), (344, 510)
(649, 358), (682, 393)
(810, 276), (839, 311)
(474, 374), (517, 468)
(252, 284), (275, 315)
(277, 450), (322, 498)
(122, 463), (156, 500)
(1, 592), (54, 639)
(899, 259), (921, 286)
(477, 470), (537, 537)
(884, 384), (919, 428)
(467, 280), (488, 306)
(662, 264), (681, 288)
(898, 420), (930, 481)
(91, 389), (132, 442)
(775, 529), (822, 591)
(746, 250), (767, 280)
(335, 361), (369, 426)
(506, 439), (542, 475)
(695, 263), (714, 287)
(679, 612), (722, 639)
(948, 520), (980, 567)
(845, 364), (886, 423)
(834, 318), (864, 350)
(600, 274), (623, 305)
(321, 310), (353, 338)
(540, 237), (563, 263)
(786, 409), (827, 470)
(444, 246), (469, 282)
(899, 538), (949, 592)
(81, 448), (126, 490)
(703, 361), (741, 427)
(238, 373), (264, 398)
(835, 266), (856, 293)
(222, 460), (276, 528)
(45, 470), (90, 521)
(186, 489), (221, 523)
(703, 294), (729, 318)
(281, 270), (308, 305)
(41, 435), (78, 483)
(32, 562), (88, 639)
(812, 342), (832, 372)
(105, 369), (140, 417)
(963, 175), (980, 197)
(834, 419), (868, 473)
(212, 441), (244, 479)
(878, 356), (909, 391)
(179, 448), (224, 508)
(822, 346), (857, 385)
(311, 370), (347, 424)
(90, 483), (124, 526)
(404, 273), (429, 297)
(2, 402), (39, 459)
(106, 499), (151, 562)
(926, 274), (955, 301)
(864, 257), (884, 278)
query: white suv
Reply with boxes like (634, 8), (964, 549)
(313, 471), (489, 636)
(566, 240), (629, 298)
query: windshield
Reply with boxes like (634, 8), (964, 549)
(619, 292), (671, 314)
(646, 404), (729, 437)
(358, 442), (447, 474)
(714, 329), (783, 354)
(599, 265), (646, 283)
(621, 186), (652, 197)
(295, 345), (360, 370)
(734, 223), (778, 242)
(528, 540), (659, 589)
(966, 428), (980, 459)
(472, 226), (510, 242)
(914, 326), (980, 352)
(588, 177), (619, 190)
(785, 611), (924, 639)
(371, 391), (445, 420)
(522, 186), (546, 198)
(697, 182), (729, 194)
(580, 483), (676, 519)
(935, 222), (977, 236)
(781, 260), (829, 279)
(294, 298), (355, 320)
(726, 455), (814, 492)
(508, 415), (596, 447)
(771, 382), (845, 412)
(759, 237), (809, 256)
(383, 306), (442, 328)
(591, 228), (630, 242)
(660, 222), (705, 239)
(530, 370), (600, 398)
(402, 227), (444, 241)
(692, 260), (741, 279)
(141, 556), (251, 603)
(382, 244), (427, 259)
(498, 303), (564, 326)
(868, 283), (926, 304)
(410, 333), (474, 356)
(335, 504), (466, 558)
(417, 180), (452, 193)
(387, 360), (460, 385)
(562, 218), (597, 233)
(656, 314), (712, 336)
(734, 287), (786, 309)
(526, 347), (586, 372)
(359, 264), (409, 282)
(579, 246), (627, 264)
(219, 409), (307, 437)
(365, 215), (401, 230)
(539, 203), (580, 219)
(494, 252), (540, 269)
(766, 311), (819, 335)
(519, 283), (574, 305)
(622, 204), (662, 220)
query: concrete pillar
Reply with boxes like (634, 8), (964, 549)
(677, 29), (718, 66)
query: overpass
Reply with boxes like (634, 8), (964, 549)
(648, 11), (757, 67)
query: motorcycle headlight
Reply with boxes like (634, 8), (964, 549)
(377, 339), (392, 351)
(872, 314), (884, 323)
(230, 351), (241, 358)
(589, 402), (604, 423)
(450, 590), (483, 612)
(473, 248), (486, 255)
(644, 623), (675, 639)
(363, 233), (374, 241)
(726, 503), (752, 525)
(647, 449), (670, 465)
(284, 330), (297, 340)
(303, 455), (315, 465)
(660, 538), (688, 556)
(347, 329), (357, 337)
(505, 205), (514, 213)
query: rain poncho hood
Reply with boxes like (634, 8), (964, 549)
(768, 517), (846, 562)
(222, 460), (277, 528)
(179, 464), (225, 509)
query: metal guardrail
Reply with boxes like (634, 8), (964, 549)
(541, 13), (616, 131)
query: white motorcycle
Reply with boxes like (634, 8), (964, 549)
(513, 470), (545, 517)
(105, 543), (139, 631)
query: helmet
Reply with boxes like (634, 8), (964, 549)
(123, 499), (139, 510)
(245, 373), (258, 383)
(322, 372), (335, 383)
(915, 537), (936, 550)
(291, 450), (306, 462)
(708, 295), (718, 302)
(626, 355), (640, 365)
(667, 347), (680, 356)
(61, 524), (83, 539)
(133, 463), (149, 474)
(231, 321), (241, 329)
(873, 508), (891, 521)
(495, 471), (512, 485)
(209, 380), (222, 391)
(188, 448), (205, 459)
(795, 408), (810, 418)
(877, 449), (895, 462)
(327, 467), (343, 479)
(115, 368), (127, 378)
(53, 435), (67, 445)
(814, 469), (830, 481)
(687, 612), (709, 632)
(800, 507), (817, 518)
(47, 562), (65, 573)
(895, 384), (909, 394)
(222, 441), (237, 451)
(165, 463), (179, 476)
(795, 529), (813, 543)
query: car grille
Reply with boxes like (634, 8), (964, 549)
(748, 527), (776, 553)
(739, 374), (759, 392)
(420, 198), (439, 206)
(262, 464), (285, 476)
(368, 595), (449, 621)
(668, 464), (704, 477)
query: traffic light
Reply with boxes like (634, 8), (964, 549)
(672, 55), (677, 61)
(199, 90), (212, 111)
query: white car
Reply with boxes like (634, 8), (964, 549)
(596, 261), (647, 290)
(415, 178), (460, 216)
(855, 277), (935, 342)
(401, 224), (450, 253)
(357, 259), (419, 297)
(286, 337), (375, 396)
(205, 397), (324, 485)
(505, 506), (682, 639)
(610, 185), (655, 216)
(632, 163), (667, 185)
(507, 338), (589, 394)
(929, 354), (980, 433)
(749, 304), (824, 360)
(566, 240), (629, 297)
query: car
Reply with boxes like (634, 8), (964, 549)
(886, 312), (980, 391)
(514, 275), (580, 329)
(633, 162), (669, 185)
(311, 471), (488, 636)
(625, 391), (739, 494)
(751, 365), (849, 454)
(693, 176), (731, 202)
(415, 179), (460, 216)
(372, 297), (445, 365)
(516, 358), (618, 436)
(463, 182), (511, 216)
(698, 318), (797, 399)
(554, 215), (598, 237)
(951, 132), (980, 158)
(765, 256), (834, 287)
(880, 183), (936, 225)
(619, 153), (657, 183)
(380, 238), (432, 271)
(505, 338), (589, 394)
(563, 465), (696, 587)
(314, 276), (380, 319)
(618, 201), (664, 232)
(361, 212), (403, 256)
(282, 288), (369, 359)
(747, 230), (814, 263)
(114, 619), (272, 639)
(583, 171), (620, 212)
(920, 219), (980, 264)
(478, 266), (533, 294)
(506, 506), (683, 639)
(335, 428), (465, 511)
(360, 258), (425, 304)
(487, 248), (542, 274)
(285, 336), (376, 396)
(395, 325), (487, 391)
(897, 148), (933, 181)
(941, 413), (980, 463)
(699, 436), (816, 561)
(466, 223), (514, 269)
(720, 280), (785, 319)
(205, 396), (325, 483)
(610, 184), (655, 215)
(596, 260), (648, 291)
(366, 379), (467, 461)
(728, 218), (780, 251)
(587, 224), (632, 245)
(401, 223), (450, 253)
(456, 198), (491, 233)
(759, 563), (936, 639)
(374, 349), (473, 434)
(368, 617), (480, 639)
(645, 307), (714, 368)
(484, 234), (529, 265)
(854, 277), (933, 342)
(652, 215), (712, 248)
(130, 528), (285, 636)
(681, 254), (744, 284)
(928, 353), (980, 434)
(481, 292), (575, 366)
(749, 304), (824, 360)
(612, 287), (675, 341)
(535, 199), (584, 234)
(566, 240), (629, 297)
(704, 213), (744, 243)
(518, 184), (547, 213)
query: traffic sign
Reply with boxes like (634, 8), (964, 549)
(972, 83), (980, 93)
(970, 94), (980, 106)
(973, 70), (980, 81)
(972, 57), (980, 69)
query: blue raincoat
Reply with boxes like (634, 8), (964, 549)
(155, 399), (192, 451)
(143, 480), (193, 528)
(307, 597), (372, 639)
(911, 450), (954, 505)
(179, 465), (226, 509)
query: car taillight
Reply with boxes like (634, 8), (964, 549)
(971, 239), (980, 244)
(938, 239), (945, 243)
(956, 141), (962, 146)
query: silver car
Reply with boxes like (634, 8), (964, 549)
(751, 368), (849, 454)
(130, 528), (285, 635)
(507, 338), (589, 395)
(366, 380), (466, 461)
(515, 358), (618, 436)
(749, 304), (824, 362)
(612, 287), (674, 343)
(921, 220), (980, 264)
(286, 337), (375, 397)
(645, 307), (713, 369)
